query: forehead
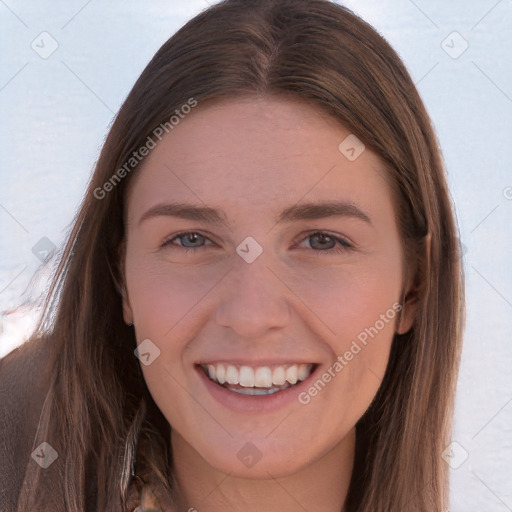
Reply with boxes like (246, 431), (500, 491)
(125, 96), (394, 223)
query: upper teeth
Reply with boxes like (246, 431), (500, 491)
(202, 363), (313, 388)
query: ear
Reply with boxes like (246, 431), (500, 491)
(396, 289), (418, 335)
(115, 239), (134, 326)
(121, 285), (134, 326)
(396, 233), (430, 335)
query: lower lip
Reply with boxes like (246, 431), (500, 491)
(195, 365), (320, 413)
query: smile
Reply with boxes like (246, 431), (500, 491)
(199, 363), (315, 395)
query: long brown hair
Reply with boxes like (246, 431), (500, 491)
(15, 0), (464, 510)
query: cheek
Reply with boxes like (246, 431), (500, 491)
(292, 256), (403, 340)
(294, 256), (401, 401)
(124, 259), (222, 415)
(125, 257), (220, 337)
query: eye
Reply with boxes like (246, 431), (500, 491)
(297, 231), (354, 255)
(161, 231), (214, 253)
(161, 230), (353, 255)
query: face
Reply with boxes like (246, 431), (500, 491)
(121, 96), (414, 479)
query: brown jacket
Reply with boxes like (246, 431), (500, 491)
(0, 338), (165, 512)
(0, 338), (53, 511)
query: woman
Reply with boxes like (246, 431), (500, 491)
(0, 0), (464, 510)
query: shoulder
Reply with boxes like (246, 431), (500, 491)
(0, 336), (52, 386)
(0, 335), (55, 406)
(0, 336), (55, 511)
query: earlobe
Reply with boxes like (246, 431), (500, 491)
(116, 239), (133, 326)
(396, 273), (421, 334)
(121, 288), (134, 326)
(397, 232), (429, 335)
(396, 297), (417, 334)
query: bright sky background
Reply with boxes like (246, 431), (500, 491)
(1, 1), (511, 509)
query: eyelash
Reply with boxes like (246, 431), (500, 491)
(161, 230), (354, 255)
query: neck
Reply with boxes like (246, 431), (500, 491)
(170, 428), (355, 512)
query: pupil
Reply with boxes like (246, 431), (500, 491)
(314, 234), (332, 249)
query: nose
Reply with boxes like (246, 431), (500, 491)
(215, 257), (292, 339)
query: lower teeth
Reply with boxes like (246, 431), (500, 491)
(228, 386), (283, 395)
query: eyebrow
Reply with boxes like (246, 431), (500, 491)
(138, 200), (372, 228)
